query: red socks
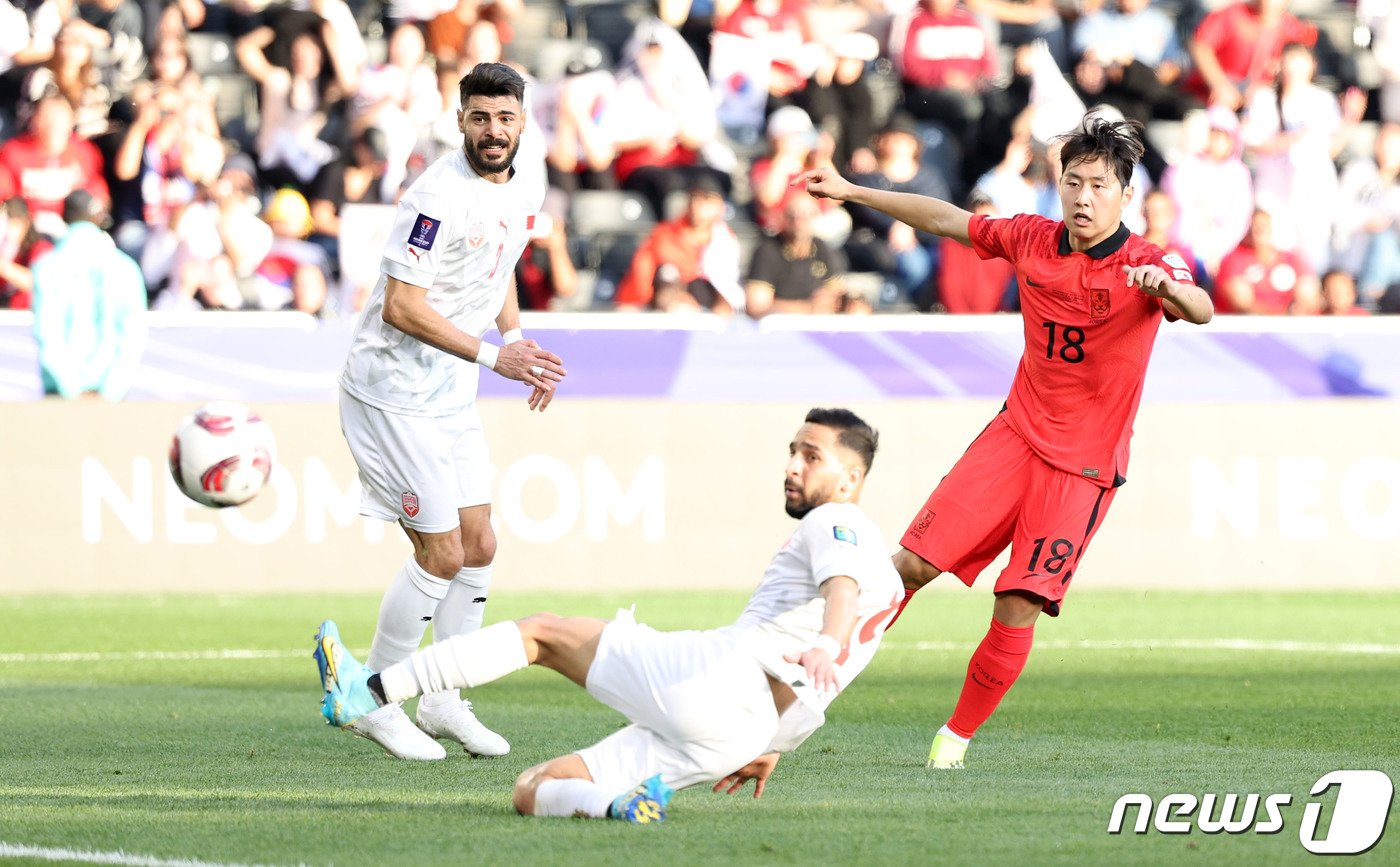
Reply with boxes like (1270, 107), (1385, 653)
(947, 617), (1035, 740)
(884, 587), (919, 630)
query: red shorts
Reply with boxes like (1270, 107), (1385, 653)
(900, 413), (1117, 616)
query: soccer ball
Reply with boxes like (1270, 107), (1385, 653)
(168, 402), (277, 508)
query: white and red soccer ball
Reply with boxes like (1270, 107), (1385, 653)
(168, 402), (277, 508)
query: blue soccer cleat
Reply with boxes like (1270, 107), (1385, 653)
(313, 620), (380, 728)
(608, 774), (674, 824)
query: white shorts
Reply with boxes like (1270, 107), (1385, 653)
(577, 611), (779, 792)
(338, 388), (492, 533)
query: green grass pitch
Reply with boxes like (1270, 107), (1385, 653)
(1, 590), (1397, 866)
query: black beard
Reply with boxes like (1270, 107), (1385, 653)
(464, 135), (520, 176)
(785, 500), (817, 519)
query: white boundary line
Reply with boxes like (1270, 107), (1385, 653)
(2, 638), (1399, 664)
(0, 841), (300, 867)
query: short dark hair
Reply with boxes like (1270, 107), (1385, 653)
(1056, 114), (1146, 188)
(459, 62), (525, 108)
(805, 408), (878, 472)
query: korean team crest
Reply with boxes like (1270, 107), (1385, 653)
(402, 491), (420, 518)
(468, 222), (486, 248)
(1091, 289), (1111, 318)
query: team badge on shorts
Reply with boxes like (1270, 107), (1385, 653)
(1090, 288), (1111, 318)
(468, 222), (485, 248)
(409, 215), (440, 251)
(402, 491), (420, 518)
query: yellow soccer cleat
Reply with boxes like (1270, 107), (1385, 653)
(927, 732), (968, 769)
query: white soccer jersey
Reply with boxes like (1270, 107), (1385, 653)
(340, 133), (547, 417)
(719, 502), (903, 720)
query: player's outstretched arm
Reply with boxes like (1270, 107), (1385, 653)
(382, 276), (567, 395)
(1123, 264), (1214, 324)
(712, 753), (781, 799)
(792, 168), (974, 246)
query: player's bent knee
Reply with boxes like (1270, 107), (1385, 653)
(461, 531), (497, 568)
(516, 612), (563, 642)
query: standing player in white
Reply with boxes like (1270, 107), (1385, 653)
(336, 62), (567, 761)
(314, 409), (905, 821)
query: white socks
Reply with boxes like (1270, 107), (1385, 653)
(937, 724), (971, 745)
(379, 620), (530, 704)
(367, 558), (449, 671)
(532, 779), (619, 818)
(421, 565), (492, 710)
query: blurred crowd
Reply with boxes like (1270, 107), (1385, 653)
(2, 0), (1400, 321)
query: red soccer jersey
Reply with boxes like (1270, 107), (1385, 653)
(0, 133), (108, 222)
(969, 213), (1193, 486)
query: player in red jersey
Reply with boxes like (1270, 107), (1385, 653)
(794, 115), (1214, 769)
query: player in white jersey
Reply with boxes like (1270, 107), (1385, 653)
(335, 62), (569, 762)
(313, 408), (904, 822)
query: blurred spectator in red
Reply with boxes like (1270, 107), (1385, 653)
(604, 20), (727, 221)
(540, 45), (618, 194)
(424, 0), (521, 68)
(1320, 270), (1368, 315)
(889, 0), (998, 156)
(0, 197), (52, 309)
(1242, 42), (1366, 273)
(845, 113), (950, 305)
(0, 94), (109, 238)
(750, 106), (846, 242)
(714, 0), (818, 101)
(615, 175), (741, 313)
(237, 27), (346, 194)
(1184, 0), (1316, 110)
(515, 200), (578, 310)
(1216, 207), (1317, 314)
(352, 22), (441, 202)
(934, 191), (1015, 312)
(1333, 123), (1400, 281)
(1160, 107), (1253, 277)
(745, 194), (849, 317)
(22, 21), (113, 139)
(250, 188), (329, 313)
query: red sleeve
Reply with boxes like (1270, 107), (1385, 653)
(615, 230), (661, 307)
(968, 212), (1044, 263)
(1154, 248), (1198, 286)
(1192, 6), (1227, 47)
(0, 148), (16, 201)
(1284, 15), (1317, 47)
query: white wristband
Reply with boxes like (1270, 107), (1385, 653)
(811, 634), (842, 658)
(502, 328), (524, 344)
(475, 341), (500, 370)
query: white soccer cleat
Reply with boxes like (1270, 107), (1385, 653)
(345, 702), (448, 761)
(416, 699), (511, 757)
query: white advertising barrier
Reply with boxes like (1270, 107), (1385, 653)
(0, 399), (1396, 594)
